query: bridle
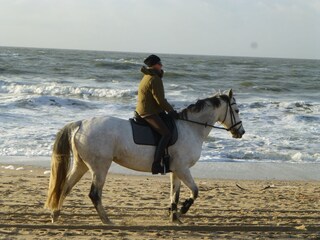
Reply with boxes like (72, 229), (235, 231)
(179, 98), (243, 132)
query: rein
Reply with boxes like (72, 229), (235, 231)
(178, 100), (242, 132)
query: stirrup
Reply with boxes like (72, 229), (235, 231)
(161, 154), (170, 175)
(160, 160), (166, 175)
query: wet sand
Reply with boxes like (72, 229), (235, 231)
(0, 164), (319, 239)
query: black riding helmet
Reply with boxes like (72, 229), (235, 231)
(144, 54), (162, 67)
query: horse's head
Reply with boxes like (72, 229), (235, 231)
(218, 89), (245, 138)
(179, 89), (245, 138)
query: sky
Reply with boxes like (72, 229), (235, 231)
(0, 0), (319, 59)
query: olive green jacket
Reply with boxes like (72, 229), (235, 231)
(136, 67), (174, 117)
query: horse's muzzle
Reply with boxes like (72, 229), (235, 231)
(232, 129), (245, 139)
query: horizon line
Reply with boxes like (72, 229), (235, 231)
(1, 44), (319, 61)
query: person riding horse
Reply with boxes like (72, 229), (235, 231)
(135, 55), (179, 175)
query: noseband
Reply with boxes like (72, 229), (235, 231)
(179, 98), (242, 132)
(220, 100), (243, 131)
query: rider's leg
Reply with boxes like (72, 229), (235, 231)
(143, 114), (172, 174)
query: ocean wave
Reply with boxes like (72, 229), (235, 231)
(253, 85), (291, 92)
(94, 58), (141, 69)
(249, 102), (267, 109)
(0, 145), (51, 157)
(290, 152), (320, 162)
(279, 101), (317, 114)
(165, 71), (189, 78)
(0, 67), (39, 75)
(201, 148), (320, 163)
(0, 82), (137, 99)
(27, 96), (95, 109)
(226, 61), (260, 67)
(294, 115), (320, 122)
(245, 100), (319, 114)
(2, 95), (97, 110)
(0, 52), (20, 57)
(165, 71), (213, 80)
(240, 81), (255, 87)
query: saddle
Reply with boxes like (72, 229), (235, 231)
(129, 112), (178, 146)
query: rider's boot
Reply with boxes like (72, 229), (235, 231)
(152, 136), (170, 175)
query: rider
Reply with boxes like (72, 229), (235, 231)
(136, 54), (179, 175)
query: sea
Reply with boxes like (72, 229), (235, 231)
(0, 46), (319, 165)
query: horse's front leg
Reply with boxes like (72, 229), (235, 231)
(176, 168), (198, 215)
(169, 172), (182, 223)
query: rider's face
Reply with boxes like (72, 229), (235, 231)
(153, 63), (163, 71)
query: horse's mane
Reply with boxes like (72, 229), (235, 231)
(180, 93), (230, 115)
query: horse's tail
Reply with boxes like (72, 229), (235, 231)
(45, 121), (81, 211)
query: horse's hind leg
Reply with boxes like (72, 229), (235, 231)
(64, 156), (88, 196)
(176, 168), (198, 215)
(52, 157), (88, 222)
(170, 172), (182, 223)
(88, 161), (112, 224)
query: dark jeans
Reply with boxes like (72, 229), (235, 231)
(144, 114), (172, 163)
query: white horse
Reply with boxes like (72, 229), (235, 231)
(45, 89), (245, 224)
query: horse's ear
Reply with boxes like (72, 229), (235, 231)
(228, 89), (233, 99)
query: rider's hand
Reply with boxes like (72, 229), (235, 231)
(169, 110), (180, 119)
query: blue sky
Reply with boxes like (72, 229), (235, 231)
(0, 0), (319, 59)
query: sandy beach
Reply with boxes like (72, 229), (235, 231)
(0, 164), (319, 239)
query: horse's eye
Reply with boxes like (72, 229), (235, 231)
(235, 110), (239, 114)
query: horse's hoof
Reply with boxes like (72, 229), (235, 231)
(172, 218), (183, 225)
(101, 218), (112, 225)
(171, 212), (183, 225)
(51, 210), (60, 223)
(180, 207), (188, 215)
(180, 198), (194, 215)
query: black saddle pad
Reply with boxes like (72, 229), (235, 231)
(129, 113), (178, 146)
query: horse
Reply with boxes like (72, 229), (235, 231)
(45, 89), (245, 224)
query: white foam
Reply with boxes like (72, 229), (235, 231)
(43, 170), (51, 175)
(291, 152), (302, 162)
(291, 152), (320, 162)
(2, 165), (15, 170)
(95, 58), (140, 66)
(1, 82), (137, 100)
